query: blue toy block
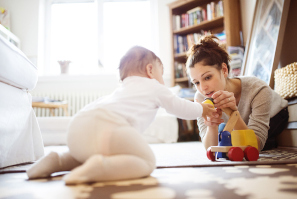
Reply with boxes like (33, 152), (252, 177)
(217, 130), (232, 159)
(218, 123), (226, 133)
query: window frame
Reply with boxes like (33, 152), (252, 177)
(42, 0), (158, 76)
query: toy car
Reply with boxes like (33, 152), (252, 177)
(203, 98), (259, 162)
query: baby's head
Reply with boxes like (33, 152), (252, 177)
(119, 46), (164, 84)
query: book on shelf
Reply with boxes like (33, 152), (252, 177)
(172, 0), (224, 31)
(186, 6), (202, 26)
(227, 46), (245, 77)
(214, 31), (226, 42)
(174, 34), (190, 54)
(174, 62), (186, 78)
(211, 2), (216, 20)
(207, 3), (212, 21)
(217, 1), (224, 17)
(174, 31), (228, 55)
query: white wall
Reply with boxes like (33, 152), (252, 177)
(156, 0), (176, 86)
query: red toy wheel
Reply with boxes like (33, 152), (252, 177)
(206, 147), (216, 161)
(244, 146), (259, 161)
(228, 147), (244, 161)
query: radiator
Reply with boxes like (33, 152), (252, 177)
(31, 91), (108, 117)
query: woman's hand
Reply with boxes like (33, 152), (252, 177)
(212, 90), (238, 111)
(204, 108), (224, 127)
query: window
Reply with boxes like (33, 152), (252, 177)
(50, 2), (97, 75)
(44, 0), (156, 76)
(103, 1), (152, 72)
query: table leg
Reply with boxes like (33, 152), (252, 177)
(63, 107), (69, 116)
(49, 108), (55, 116)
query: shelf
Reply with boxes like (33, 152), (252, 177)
(175, 77), (189, 83)
(173, 16), (224, 35)
(169, 0), (212, 14)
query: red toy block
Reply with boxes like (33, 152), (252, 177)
(244, 146), (259, 161)
(228, 147), (244, 161)
(207, 147), (216, 161)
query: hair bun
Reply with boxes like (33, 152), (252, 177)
(200, 35), (219, 48)
(187, 35), (219, 57)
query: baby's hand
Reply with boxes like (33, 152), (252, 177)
(200, 102), (218, 121)
(203, 108), (224, 126)
(199, 98), (222, 126)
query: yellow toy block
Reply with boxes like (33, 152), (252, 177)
(231, 129), (258, 150)
(202, 98), (215, 108)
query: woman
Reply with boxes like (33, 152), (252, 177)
(186, 35), (288, 151)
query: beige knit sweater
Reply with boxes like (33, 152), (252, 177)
(196, 76), (288, 150)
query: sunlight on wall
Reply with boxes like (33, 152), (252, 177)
(102, 1), (152, 73)
(51, 2), (98, 75)
(50, 1), (152, 75)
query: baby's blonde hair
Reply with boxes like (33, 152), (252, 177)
(119, 46), (161, 81)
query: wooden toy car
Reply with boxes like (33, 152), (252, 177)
(203, 98), (259, 162)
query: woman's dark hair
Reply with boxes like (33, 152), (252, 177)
(186, 35), (231, 73)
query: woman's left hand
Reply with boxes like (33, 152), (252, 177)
(212, 90), (237, 111)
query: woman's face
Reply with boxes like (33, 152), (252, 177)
(189, 62), (228, 98)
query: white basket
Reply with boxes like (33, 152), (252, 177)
(274, 62), (297, 99)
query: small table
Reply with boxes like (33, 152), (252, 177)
(32, 101), (69, 116)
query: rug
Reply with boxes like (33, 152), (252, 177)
(152, 142), (297, 168)
(1, 164), (297, 199)
(1, 142), (297, 174)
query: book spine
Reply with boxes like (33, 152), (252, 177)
(211, 2), (215, 19)
(202, 8), (207, 21)
(207, 4), (211, 21)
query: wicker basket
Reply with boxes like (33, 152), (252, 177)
(274, 62), (297, 99)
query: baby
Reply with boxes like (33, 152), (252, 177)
(27, 46), (216, 184)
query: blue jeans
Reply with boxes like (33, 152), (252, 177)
(262, 107), (289, 150)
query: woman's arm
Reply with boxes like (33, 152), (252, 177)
(200, 108), (223, 150)
(202, 125), (219, 150)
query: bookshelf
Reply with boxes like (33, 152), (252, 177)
(168, 0), (242, 87)
(168, 0), (242, 141)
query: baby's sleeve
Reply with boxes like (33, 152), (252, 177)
(194, 91), (208, 140)
(156, 86), (203, 120)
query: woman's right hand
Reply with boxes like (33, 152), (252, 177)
(212, 90), (238, 111)
(204, 108), (224, 127)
